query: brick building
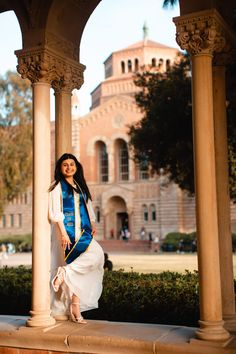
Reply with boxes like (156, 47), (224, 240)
(1, 34), (236, 240)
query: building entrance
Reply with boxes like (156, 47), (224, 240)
(106, 196), (128, 239)
(117, 212), (129, 239)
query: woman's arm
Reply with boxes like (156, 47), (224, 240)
(48, 183), (71, 249)
(87, 199), (96, 236)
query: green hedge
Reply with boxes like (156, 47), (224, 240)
(161, 232), (196, 252)
(86, 270), (200, 327)
(0, 266), (32, 315)
(0, 266), (200, 327)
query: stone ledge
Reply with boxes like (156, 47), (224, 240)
(0, 315), (235, 354)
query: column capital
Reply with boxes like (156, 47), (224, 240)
(173, 9), (231, 57)
(15, 46), (85, 90)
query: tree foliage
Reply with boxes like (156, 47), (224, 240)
(0, 71), (32, 214)
(129, 54), (236, 200)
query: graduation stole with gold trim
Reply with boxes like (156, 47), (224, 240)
(60, 179), (93, 264)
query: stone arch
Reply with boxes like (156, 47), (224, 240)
(86, 135), (111, 156)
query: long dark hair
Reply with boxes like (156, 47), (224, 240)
(49, 153), (92, 201)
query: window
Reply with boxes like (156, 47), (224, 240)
(18, 214), (22, 227)
(119, 141), (129, 181)
(151, 58), (156, 67)
(1, 215), (6, 228)
(95, 207), (100, 223)
(142, 205), (148, 222)
(150, 204), (156, 221)
(99, 144), (108, 182)
(166, 59), (171, 70)
(139, 160), (149, 180)
(121, 61), (125, 74)
(135, 58), (139, 71)
(128, 59), (132, 72)
(10, 214), (14, 227)
(158, 58), (163, 69)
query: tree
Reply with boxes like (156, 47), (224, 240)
(128, 54), (236, 200)
(0, 71), (32, 215)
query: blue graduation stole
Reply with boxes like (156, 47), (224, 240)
(60, 179), (93, 264)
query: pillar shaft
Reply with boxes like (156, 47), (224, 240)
(27, 82), (55, 327)
(55, 90), (72, 159)
(213, 65), (236, 330)
(191, 54), (229, 341)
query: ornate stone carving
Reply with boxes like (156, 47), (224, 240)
(15, 46), (85, 91)
(173, 10), (229, 56)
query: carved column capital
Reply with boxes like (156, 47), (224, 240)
(15, 46), (85, 90)
(173, 9), (231, 57)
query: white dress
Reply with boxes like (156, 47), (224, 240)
(48, 183), (104, 317)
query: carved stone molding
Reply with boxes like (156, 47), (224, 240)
(173, 9), (232, 57)
(15, 46), (85, 91)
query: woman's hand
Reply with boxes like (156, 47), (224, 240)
(91, 223), (96, 237)
(61, 234), (71, 250)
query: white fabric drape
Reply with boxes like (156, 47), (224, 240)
(48, 183), (104, 316)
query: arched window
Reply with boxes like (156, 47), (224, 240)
(150, 204), (156, 221)
(166, 59), (171, 71)
(128, 59), (132, 72)
(119, 141), (129, 181)
(121, 61), (125, 74)
(158, 58), (163, 70)
(98, 142), (108, 182)
(142, 205), (148, 222)
(151, 58), (156, 67)
(135, 58), (139, 71)
(95, 207), (100, 223)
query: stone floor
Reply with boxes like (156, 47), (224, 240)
(0, 315), (236, 354)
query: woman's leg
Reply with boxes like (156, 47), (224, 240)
(70, 293), (87, 323)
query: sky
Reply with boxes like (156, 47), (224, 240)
(0, 0), (180, 116)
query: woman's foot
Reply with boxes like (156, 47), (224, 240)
(70, 303), (87, 324)
(52, 267), (65, 292)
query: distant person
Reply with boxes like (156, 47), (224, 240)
(140, 226), (146, 240)
(153, 235), (160, 253)
(104, 253), (113, 271)
(110, 229), (114, 239)
(1, 244), (8, 259)
(178, 239), (184, 254)
(191, 238), (197, 253)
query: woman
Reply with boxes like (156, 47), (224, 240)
(48, 153), (104, 323)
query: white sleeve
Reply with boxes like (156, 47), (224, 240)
(87, 199), (96, 223)
(48, 183), (65, 223)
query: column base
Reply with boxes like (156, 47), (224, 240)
(26, 310), (56, 327)
(196, 320), (230, 341)
(223, 314), (236, 333)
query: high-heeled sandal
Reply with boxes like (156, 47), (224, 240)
(70, 303), (87, 324)
(52, 266), (65, 292)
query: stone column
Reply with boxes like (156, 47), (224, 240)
(54, 89), (72, 158)
(52, 62), (85, 161)
(213, 64), (236, 331)
(16, 48), (56, 327)
(174, 10), (230, 341)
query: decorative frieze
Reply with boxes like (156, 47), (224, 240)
(15, 46), (85, 91)
(173, 9), (230, 56)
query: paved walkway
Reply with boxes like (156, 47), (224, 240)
(0, 315), (236, 354)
